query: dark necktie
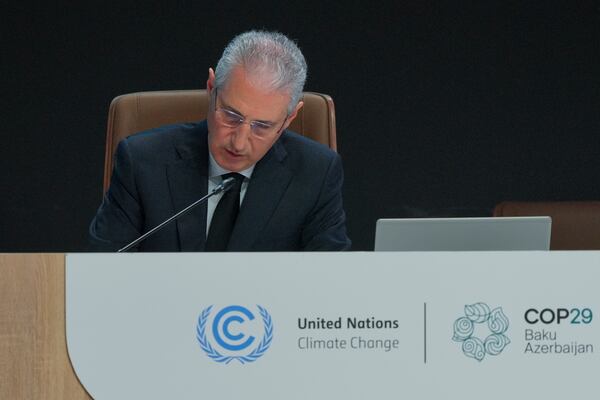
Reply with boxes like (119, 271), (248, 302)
(205, 173), (244, 251)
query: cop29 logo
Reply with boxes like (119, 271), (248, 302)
(452, 302), (510, 362)
(196, 305), (273, 364)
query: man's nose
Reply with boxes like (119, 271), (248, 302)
(230, 123), (251, 150)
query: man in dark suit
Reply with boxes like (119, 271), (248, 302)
(89, 30), (351, 251)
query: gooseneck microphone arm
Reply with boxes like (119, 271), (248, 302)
(118, 177), (235, 252)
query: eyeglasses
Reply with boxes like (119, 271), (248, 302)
(212, 88), (288, 139)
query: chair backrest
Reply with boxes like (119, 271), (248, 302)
(493, 201), (600, 250)
(103, 90), (337, 192)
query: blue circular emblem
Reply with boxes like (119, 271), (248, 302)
(196, 305), (273, 364)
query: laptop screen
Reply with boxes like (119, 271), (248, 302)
(374, 217), (551, 251)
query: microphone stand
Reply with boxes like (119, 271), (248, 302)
(118, 177), (235, 252)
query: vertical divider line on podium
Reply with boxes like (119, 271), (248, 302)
(424, 302), (427, 364)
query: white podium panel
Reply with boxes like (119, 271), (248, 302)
(66, 252), (600, 399)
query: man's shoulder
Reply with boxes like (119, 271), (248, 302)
(124, 121), (207, 148)
(120, 121), (207, 162)
(278, 130), (338, 161)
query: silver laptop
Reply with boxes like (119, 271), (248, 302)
(374, 217), (551, 251)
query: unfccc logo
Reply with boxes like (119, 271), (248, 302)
(196, 305), (273, 364)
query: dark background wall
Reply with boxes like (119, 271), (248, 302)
(2, 1), (599, 251)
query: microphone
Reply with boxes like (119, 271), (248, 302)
(118, 177), (235, 252)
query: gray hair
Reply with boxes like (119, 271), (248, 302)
(215, 30), (308, 114)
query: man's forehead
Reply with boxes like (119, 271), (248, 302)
(218, 67), (290, 118)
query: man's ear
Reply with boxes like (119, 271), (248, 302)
(206, 68), (216, 94)
(282, 101), (304, 131)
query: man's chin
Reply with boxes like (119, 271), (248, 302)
(215, 154), (249, 172)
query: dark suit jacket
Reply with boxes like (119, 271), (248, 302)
(89, 121), (351, 251)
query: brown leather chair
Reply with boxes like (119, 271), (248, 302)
(493, 201), (600, 250)
(103, 90), (337, 192)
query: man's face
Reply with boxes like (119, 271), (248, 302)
(206, 66), (302, 172)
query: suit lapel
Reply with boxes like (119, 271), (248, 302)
(167, 124), (209, 251)
(228, 139), (292, 251)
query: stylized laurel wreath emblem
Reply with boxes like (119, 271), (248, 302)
(196, 305), (273, 364)
(452, 302), (510, 361)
